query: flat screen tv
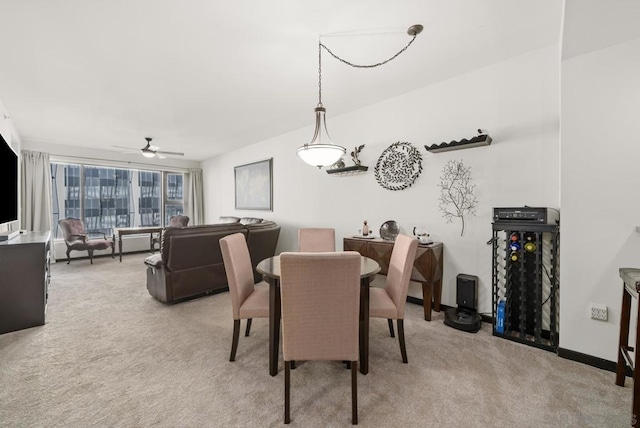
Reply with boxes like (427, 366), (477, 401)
(0, 133), (18, 224)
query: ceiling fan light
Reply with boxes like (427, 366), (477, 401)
(141, 150), (155, 158)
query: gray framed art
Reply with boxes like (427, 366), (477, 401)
(234, 158), (273, 211)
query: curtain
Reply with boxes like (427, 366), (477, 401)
(20, 150), (52, 233)
(187, 168), (204, 225)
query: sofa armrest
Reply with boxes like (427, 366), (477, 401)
(144, 254), (164, 269)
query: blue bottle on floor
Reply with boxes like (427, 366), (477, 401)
(496, 300), (506, 333)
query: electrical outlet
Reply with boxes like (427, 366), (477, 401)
(590, 303), (608, 321)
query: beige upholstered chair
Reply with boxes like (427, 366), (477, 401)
(369, 234), (419, 363)
(151, 215), (189, 252)
(279, 251), (361, 425)
(297, 228), (336, 252)
(220, 232), (269, 361)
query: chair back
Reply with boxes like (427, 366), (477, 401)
(169, 215), (190, 227)
(220, 233), (255, 320)
(384, 234), (419, 319)
(280, 251), (360, 362)
(58, 218), (86, 242)
(298, 228), (336, 252)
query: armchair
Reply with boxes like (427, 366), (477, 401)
(58, 218), (115, 264)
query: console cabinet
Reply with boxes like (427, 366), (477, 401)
(344, 237), (444, 321)
(0, 231), (51, 334)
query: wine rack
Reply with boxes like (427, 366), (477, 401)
(491, 221), (559, 352)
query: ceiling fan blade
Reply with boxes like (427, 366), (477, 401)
(156, 150), (184, 156)
(112, 145), (138, 150)
(148, 144), (160, 151)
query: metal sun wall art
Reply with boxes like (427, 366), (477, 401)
(374, 142), (422, 191)
(438, 159), (477, 237)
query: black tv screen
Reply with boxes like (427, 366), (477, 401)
(0, 133), (18, 224)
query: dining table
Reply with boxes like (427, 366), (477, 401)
(256, 254), (381, 376)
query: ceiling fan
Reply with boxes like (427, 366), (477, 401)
(113, 137), (184, 159)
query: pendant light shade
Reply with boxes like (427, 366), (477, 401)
(297, 104), (346, 168)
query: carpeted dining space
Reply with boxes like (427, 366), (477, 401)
(0, 253), (631, 427)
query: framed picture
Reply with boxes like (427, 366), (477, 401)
(234, 158), (273, 211)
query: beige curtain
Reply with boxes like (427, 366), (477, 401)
(20, 150), (52, 233)
(187, 168), (204, 225)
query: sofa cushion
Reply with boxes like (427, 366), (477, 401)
(240, 217), (263, 225)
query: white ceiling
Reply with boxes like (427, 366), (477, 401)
(0, 1), (562, 161)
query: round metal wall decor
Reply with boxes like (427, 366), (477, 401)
(374, 142), (423, 191)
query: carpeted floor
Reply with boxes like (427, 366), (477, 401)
(0, 253), (632, 427)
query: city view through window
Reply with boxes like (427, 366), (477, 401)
(51, 163), (184, 238)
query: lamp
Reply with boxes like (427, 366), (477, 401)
(297, 43), (346, 168)
(297, 25), (423, 168)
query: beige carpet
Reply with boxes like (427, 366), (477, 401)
(0, 253), (632, 427)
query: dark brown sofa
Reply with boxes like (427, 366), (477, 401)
(144, 220), (280, 303)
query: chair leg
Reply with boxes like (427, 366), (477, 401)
(245, 318), (252, 336)
(285, 361), (291, 424)
(230, 320), (240, 362)
(352, 360), (358, 425)
(88, 249), (94, 264)
(291, 361), (296, 369)
(66, 249), (71, 264)
(398, 319), (408, 364)
(387, 319), (395, 337)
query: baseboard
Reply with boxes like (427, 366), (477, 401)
(558, 347), (632, 375)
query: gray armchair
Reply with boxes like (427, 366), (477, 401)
(58, 218), (115, 264)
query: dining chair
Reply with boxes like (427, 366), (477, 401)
(297, 228), (336, 252)
(369, 234), (419, 363)
(220, 232), (269, 362)
(279, 251), (361, 425)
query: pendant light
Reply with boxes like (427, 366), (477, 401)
(297, 42), (346, 168)
(297, 25), (423, 169)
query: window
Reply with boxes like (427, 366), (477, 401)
(164, 173), (184, 225)
(51, 163), (184, 239)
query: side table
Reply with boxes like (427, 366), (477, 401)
(343, 237), (443, 321)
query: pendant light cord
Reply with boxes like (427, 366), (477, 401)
(319, 33), (418, 69)
(318, 41), (322, 105)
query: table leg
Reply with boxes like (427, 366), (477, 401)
(421, 282), (433, 321)
(118, 234), (123, 262)
(359, 277), (370, 375)
(269, 277), (281, 377)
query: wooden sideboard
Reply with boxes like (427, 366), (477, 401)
(0, 231), (51, 334)
(344, 237), (443, 321)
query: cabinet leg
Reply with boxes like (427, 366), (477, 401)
(433, 279), (442, 312)
(421, 282), (433, 321)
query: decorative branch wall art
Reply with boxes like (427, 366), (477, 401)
(374, 142), (422, 191)
(438, 159), (477, 236)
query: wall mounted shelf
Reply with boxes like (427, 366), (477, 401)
(326, 165), (368, 176)
(425, 133), (492, 153)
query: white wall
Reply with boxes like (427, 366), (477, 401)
(203, 44), (560, 314)
(560, 37), (640, 361)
